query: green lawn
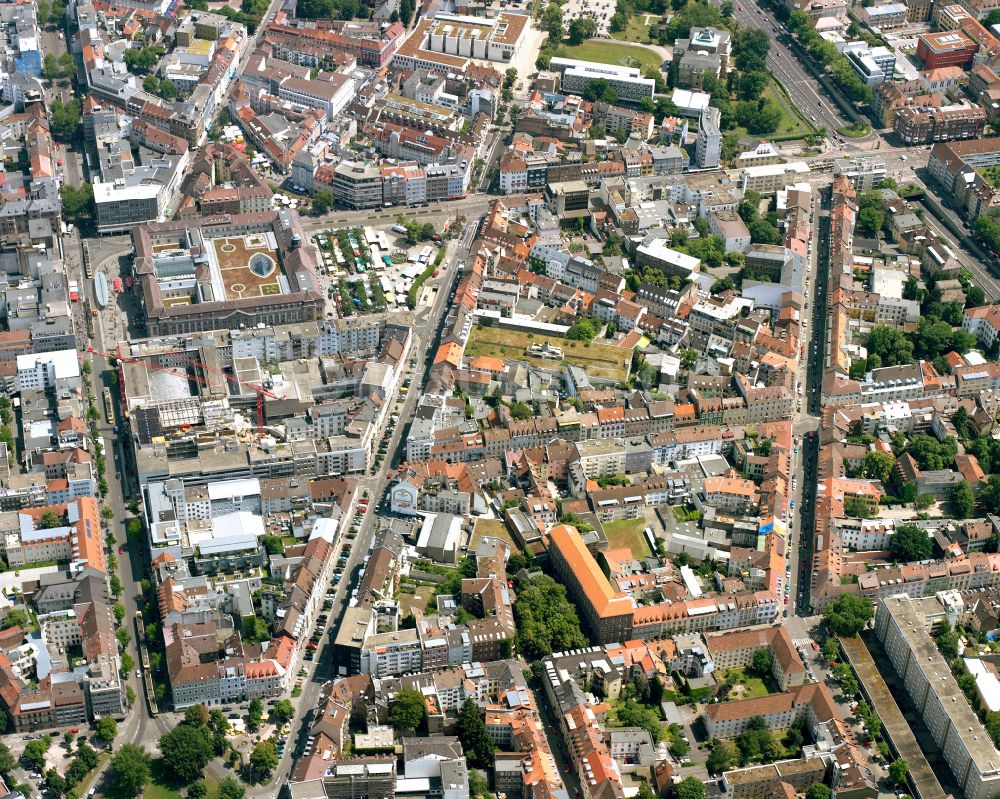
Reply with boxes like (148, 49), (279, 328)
(719, 669), (773, 699)
(725, 81), (813, 143)
(762, 82), (813, 138)
(839, 122), (872, 138)
(610, 13), (656, 42)
(555, 40), (664, 73)
(603, 518), (653, 558)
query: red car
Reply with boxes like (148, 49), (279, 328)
(811, 642), (819, 651)
(118, 546), (125, 554)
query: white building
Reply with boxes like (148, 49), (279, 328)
(15, 350), (81, 391)
(550, 57), (656, 103)
(695, 106), (721, 168)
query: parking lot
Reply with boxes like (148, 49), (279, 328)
(561, 0), (617, 36)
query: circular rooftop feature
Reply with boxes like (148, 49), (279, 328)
(249, 253), (276, 278)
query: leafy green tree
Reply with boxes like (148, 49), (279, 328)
(261, 535), (284, 555)
(862, 451), (893, 484)
(513, 574), (588, 658)
(838, 674), (858, 697)
(249, 741), (279, 779)
(805, 784), (831, 799)
(952, 480), (976, 519)
(1, 608), (29, 629)
(0, 743), (13, 777)
(50, 99), (82, 142)
(567, 318), (596, 341)
(751, 648), (773, 676)
(248, 698), (265, 732)
(952, 406), (973, 440)
(95, 717), (118, 742)
(889, 524), (932, 563)
(43, 54), (61, 80)
(674, 777), (706, 799)
(612, 698), (663, 742)
(966, 285), (986, 308)
(272, 699), (294, 725)
(46, 769), (67, 797)
(509, 402), (532, 421)
(39, 510), (63, 529)
(582, 79), (619, 105)
(935, 619), (959, 659)
(541, 2), (563, 36)
(158, 79), (178, 100)
(116, 627), (130, 648)
(737, 70), (768, 100)
(217, 777), (246, 799)
(822, 638), (839, 663)
(185, 704), (209, 727)
(60, 183), (95, 223)
(706, 739), (737, 775)
(22, 739), (49, 771)
(888, 759), (908, 787)
(242, 615), (270, 644)
(158, 723), (213, 784)
(76, 742), (98, 771)
(469, 769), (489, 799)
(567, 16), (596, 44)
(390, 688), (427, 734)
(733, 28), (770, 72)
(312, 189), (335, 215)
(824, 594), (873, 637)
(866, 325), (913, 366)
(187, 783), (209, 799)
(456, 699), (495, 768)
(857, 206), (884, 238)
(107, 744), (150, 799)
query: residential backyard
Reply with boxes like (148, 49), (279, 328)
(465, 324), (631, 382)
(604, 518), (653, 558)
(471, 518), (523, 555)
(554, 40), (665, 72)
(717, 668), (777, 700)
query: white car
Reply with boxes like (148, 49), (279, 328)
(135, 670), (142, 679)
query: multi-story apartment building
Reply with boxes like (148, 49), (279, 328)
(876, 595), (1000, 799)
(547, 524), (635, 645)
(550, 58), (656, 103)
(893, 104), (987, 144)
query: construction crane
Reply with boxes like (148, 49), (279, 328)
(87, 346), (285, 436)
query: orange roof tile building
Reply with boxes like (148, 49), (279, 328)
(546, 524), (634, 644)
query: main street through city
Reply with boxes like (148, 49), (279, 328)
(243, 227), (475, 796)
(728, 0), (851, 132)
